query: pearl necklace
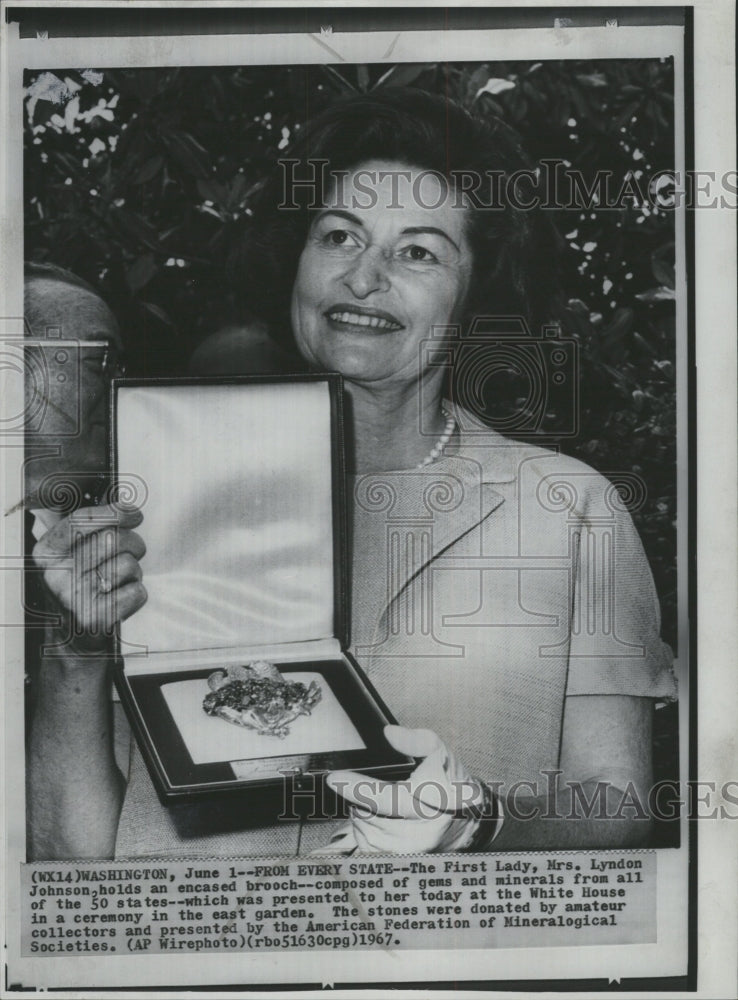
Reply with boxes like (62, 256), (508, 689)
(416, 404), (456, 468)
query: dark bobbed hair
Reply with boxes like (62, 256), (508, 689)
(232, 87), (562, 346)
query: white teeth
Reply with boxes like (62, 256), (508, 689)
(328, 310), (400, 330)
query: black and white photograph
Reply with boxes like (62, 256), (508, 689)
(2, 3), (736, 996)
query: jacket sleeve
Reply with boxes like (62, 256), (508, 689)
(562, 471), (677, 702)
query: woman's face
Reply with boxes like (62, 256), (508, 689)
(290, 159), (473, 388)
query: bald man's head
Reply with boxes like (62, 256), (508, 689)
(24, 269), (122, 348)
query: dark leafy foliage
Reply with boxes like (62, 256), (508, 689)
(24, 60), (678, 650)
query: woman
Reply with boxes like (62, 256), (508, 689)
(28, 89), (676, 859)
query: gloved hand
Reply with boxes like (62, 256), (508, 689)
(313, 725), (501, 855)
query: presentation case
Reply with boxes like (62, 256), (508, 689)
(111, 374), (413, 804)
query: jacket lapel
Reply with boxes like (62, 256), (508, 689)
(353, 414), (525, 612)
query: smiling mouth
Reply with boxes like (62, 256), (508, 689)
(325, 307), (403, 332)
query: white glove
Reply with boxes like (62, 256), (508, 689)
(313, 725), (501, 855)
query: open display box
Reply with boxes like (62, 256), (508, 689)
(112, 375), (413, 803)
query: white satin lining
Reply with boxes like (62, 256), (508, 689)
(117, 381), (335, 653)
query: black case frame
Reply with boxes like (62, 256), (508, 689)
(110, 374), (414, 804)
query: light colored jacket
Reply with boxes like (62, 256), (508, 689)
(349, 419), (676, 786)
(115, 418), (676, 858)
